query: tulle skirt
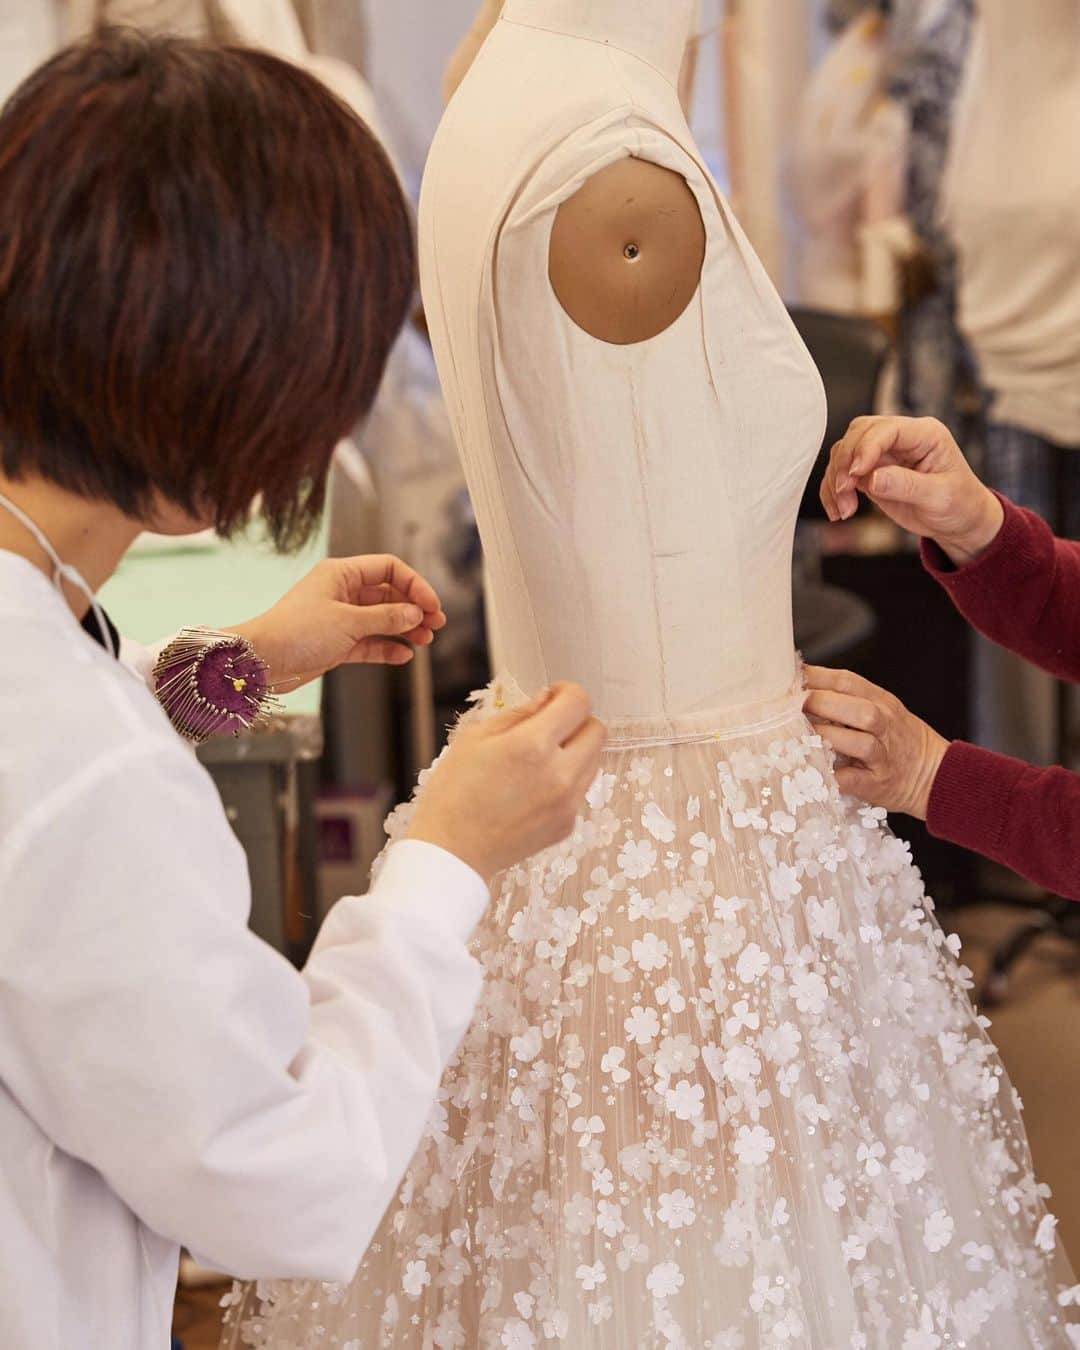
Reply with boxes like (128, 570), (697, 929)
(222, 679), (1079, 1349)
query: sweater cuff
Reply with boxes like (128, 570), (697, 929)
(926, 741), (1026, 862)
(369, 839), (490, 945)
(921, 494), (1047, 597)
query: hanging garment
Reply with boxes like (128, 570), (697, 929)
(64, 0), (382, 131)
(288, 0), (369, 73)
(0, 1), (60, 104)
(790, 9), (913, 316)
(443, 0), (502, 104)
(223, 2), (1079, 1346)
(942, 0), (1080, 449)
(721, 0), (820, 293)
(889, 0), (976, 429)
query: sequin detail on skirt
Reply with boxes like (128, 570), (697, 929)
(222, 687), (1079, 1349)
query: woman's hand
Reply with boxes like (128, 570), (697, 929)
(230, 555), (447, 691)
(820, 415), (1005, 566)
(407, 683), (608, 882)
(803, 665), (950, 821)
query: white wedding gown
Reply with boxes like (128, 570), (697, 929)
(223, 3), (1079, 1346)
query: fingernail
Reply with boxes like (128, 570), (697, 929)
(405, 606), (423, 625)
(871, 471), (890, 495)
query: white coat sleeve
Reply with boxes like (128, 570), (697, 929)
(0, 740), (488, 1283)
(119, 634), (164, 686)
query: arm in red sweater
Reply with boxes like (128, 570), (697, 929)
(921, 495), (1080, 682)
(927, 741), (1080, 901)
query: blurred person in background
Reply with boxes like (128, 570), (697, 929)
(0, 34), (604, 1348)
(942, 0), (1080, 784)
(888, 0), (976, 435)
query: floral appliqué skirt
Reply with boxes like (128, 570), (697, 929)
(223, 681), (1079, 1349)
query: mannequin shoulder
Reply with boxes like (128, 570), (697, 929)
(548, 156), (707, 346)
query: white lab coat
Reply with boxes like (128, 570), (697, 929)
(0, 551), (489, 1348)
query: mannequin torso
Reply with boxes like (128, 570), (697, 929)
(225, 8), (1079, 1347)
(419, 0), (827, 722)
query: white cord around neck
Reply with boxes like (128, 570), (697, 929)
(0, 491), (117, 658)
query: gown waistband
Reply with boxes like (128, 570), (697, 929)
(479, 668), (809, 751)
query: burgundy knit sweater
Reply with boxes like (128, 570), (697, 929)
(922, 496), (1080, 900)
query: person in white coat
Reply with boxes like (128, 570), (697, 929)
(0, 32), (605, 1349)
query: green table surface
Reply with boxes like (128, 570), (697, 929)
(100, 526), (326, 714)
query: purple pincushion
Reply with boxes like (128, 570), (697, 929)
(153, 628), (275, 743)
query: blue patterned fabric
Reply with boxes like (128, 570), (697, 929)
(890, 0), (975, 428)
(982, 421), (1080, 538)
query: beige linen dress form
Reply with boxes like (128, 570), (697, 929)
(225, 4), (1078, 1346)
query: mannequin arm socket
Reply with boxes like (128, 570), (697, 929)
(549, 157), (706, 346)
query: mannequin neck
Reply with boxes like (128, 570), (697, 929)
(501, 0), (695, 87)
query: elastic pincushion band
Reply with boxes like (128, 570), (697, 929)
(152, 627), (277, 743)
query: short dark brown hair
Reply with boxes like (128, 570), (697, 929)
(0, 30), (415, 547)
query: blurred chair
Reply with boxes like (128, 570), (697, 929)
(788, 307), (891, 665)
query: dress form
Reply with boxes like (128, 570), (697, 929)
(223, 4), (1077, 1345)
(65, 0), (381, 131)
(449, 1), (700, 114)
(456, 1), (707, 348)
(549, 154), (708, 345)
(415, 0), (828, 723)
(790, 9), (912, 317)
(500, 0), (694, 85)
